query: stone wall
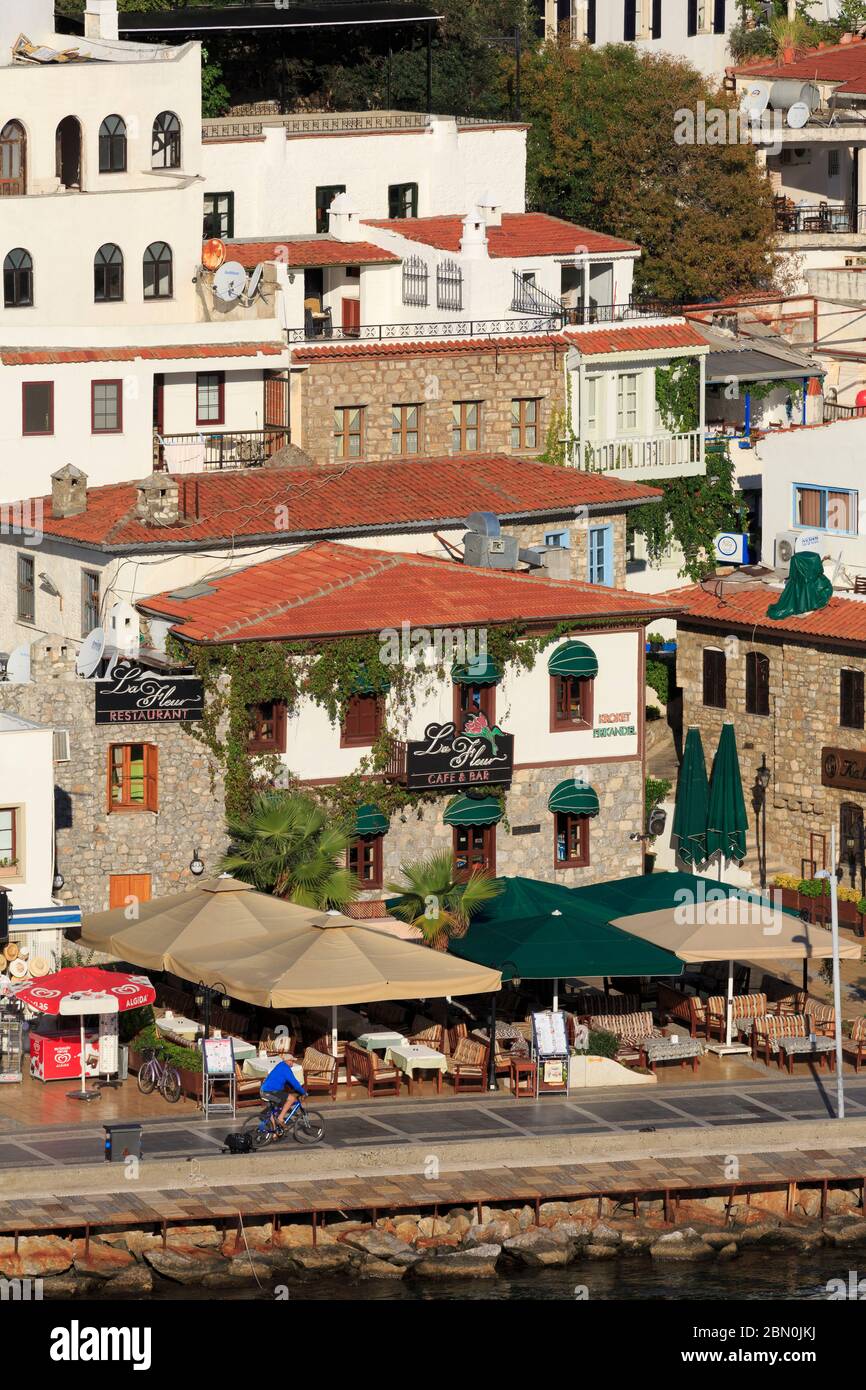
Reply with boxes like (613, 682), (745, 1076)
(295, 342), (566, 465)
(678, 623), (866, 876)
(505, 513), (628, 590)
(0, 667), (226, 914)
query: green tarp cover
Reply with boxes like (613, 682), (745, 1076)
(448, 876), (684, 980)
(354, 804), (389, 836)
(547, 640), (599, 678)
(548, 779), (600, 816)
(767, 551), (832, 621)
(444, 795), (503, 827)
(451, 657), (501, 686)
(706, 722), (748, 864)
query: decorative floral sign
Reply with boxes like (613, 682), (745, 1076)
(95, 660), (204, 725)
(405, 716), (514, 790)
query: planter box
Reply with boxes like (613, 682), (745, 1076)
(776, 886), (864, 934)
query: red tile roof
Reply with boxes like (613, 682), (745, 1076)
(27, 455), (662, 552)
(139, 540), (680, 643)
(292, 323), (706, 363)
(671, 580), (866, 647)
(731, 37), (866, 95)
(225, 238), (399, 269)
(0, 343), (283, 367)
(362, 213), (639, 258)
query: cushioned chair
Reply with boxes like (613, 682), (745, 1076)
(444, 1037), (488, 1093)
(751, 1012), (834, 1066)
(235, 1062), (264, 1108)
(301, 1046), (339, 1100)
(705, 992), (768, 1042)
(259, 1026), (301, 1057)
(408, 1023), (445, 1053)
(345, 1041), (402, 1097)
(656, 983), (707, 1038)
(842, 1018), (866, 1072)
(447, 1022), (468, 1055)
(588, 1011), (663, 1064)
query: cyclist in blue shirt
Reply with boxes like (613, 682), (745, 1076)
(260, 1059), (306, 1127)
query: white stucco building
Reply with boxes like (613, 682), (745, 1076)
(0, 710), (54, 910)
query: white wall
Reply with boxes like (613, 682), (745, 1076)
(549, 0), (735, 79)
(0, 0), (55, 58)
(0, 717), (54, 909)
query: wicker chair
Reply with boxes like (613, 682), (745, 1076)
(300, 1046), (339, 1100)
(345, 1041), (402, 1097)
(444, 1037), (488, 1093)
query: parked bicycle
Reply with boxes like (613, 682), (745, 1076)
(137, 1047), (182, 1104)
(242, 1094), (325, 1147)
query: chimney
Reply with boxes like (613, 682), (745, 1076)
(51, 463), (88, 519)
(84, 1), (119, 41)
(30, 634), (77, 683)
(326, 191), (360, 242)
(135, 472), (180, 527)
(459, 207), (489, 260)
(477, 191), (502, 228)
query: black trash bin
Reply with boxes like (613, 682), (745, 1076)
(104, 1122), (143, 1162)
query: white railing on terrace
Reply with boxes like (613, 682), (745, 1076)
(573, 430), (704, 480)
(202, 111), (509, 140)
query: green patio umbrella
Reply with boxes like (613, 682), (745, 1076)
(671, 728), (709, 869)
(706, 721), (749, 1046)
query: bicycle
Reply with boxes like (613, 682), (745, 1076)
(242, 1094), (325, 1148)
(136, 1047), (182, 1104)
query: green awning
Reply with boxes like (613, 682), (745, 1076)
(444, 794), (503, 828)
(448, 876), (684, 980)
(354, 804), (389, 836)
(548, 779), (600, 817)
(451, 658), (501, 686)
(547, 640), (598, 679)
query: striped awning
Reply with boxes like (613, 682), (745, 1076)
(451, 658), (501, 686)
(444, 795), (503, 828)
(9, 904), (82, 929)
(354, 804), (389, 837)
(548, 780), (600, 817)
(547, 640), (599, 679)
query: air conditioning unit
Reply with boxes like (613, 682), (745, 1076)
(775, 529), (822, 572)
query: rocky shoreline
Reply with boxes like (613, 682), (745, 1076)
(6, 1184), (866, 1296)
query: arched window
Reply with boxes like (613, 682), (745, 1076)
(143, 241), (173, 300)
(99, 115), (127, 174)
(4, 248), (33, 308)
(55, 115), (81, 189)
(94, 243), (124, 303)
(152, 111), (181, 169)
(0, 120), (26, 196)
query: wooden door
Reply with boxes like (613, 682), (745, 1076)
(341, 297), (361, 337)
(109, 874), (152, 910)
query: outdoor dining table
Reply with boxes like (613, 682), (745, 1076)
(638, 1036), (704, 1075)
(356, 1030), (407, 1053)
(155, 1013), (201, 1039)
(383, 1042), (447, 1094)
(241, 1054), (304, 1086)
(224, 1036), (257, 1062)
(776, 1035), (836, 1074)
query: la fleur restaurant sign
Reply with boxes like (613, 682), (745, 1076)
(94, 660), (204, 725)
(405, 719), (514, 791)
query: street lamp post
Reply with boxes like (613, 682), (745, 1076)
(193, 980), (231, 1040)
(755, 755), (771, 891)
(816, 824), (846, 1120)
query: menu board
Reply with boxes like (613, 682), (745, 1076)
(531, 1010), (568, 1058)
(202, 1037), (235, 1076)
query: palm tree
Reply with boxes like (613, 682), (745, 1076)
(218, 791), (358, 908)
(387, 851), (503, 950)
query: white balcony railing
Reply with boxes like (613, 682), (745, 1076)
(572, 430), (705, 480)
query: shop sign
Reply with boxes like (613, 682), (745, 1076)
(593, 710), (636, 739)
(95, 660), (204, 725)
(821, 747), (866, 792)
(405, 717), (514, 790)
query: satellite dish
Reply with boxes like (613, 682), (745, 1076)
(202, 238), (226, 271)
(212, 261), (247, 303)
(246, 263), (264, 302)
(5, 645), (30, 684)
(76, 626), (105, 678)
(787, 101), (811, 130)
(740, 81), (770, 119)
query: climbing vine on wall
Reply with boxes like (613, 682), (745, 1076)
(654, 360), (700, 434)
(628, 441), (748, 584)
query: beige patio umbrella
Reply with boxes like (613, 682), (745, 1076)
(609, 906), (862, 965)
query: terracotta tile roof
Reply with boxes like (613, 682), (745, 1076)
(362, 212), (639, 258)
(139, 540), (680, 643)
(224, 238), (399, 268)
(292, 322), (706, 363)
(731, 37), (866, 95)
(671, 580), (866, 647)
(0, 343), (283, 367)
(24, 455), (662, 552)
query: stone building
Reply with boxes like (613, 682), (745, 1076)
(675, 576), (866, 883)
(0, 635), (226, 913)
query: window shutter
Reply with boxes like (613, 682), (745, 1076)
(602, 526), (614, 587)
(144, 744), (159, 812)
(624, 0), (636, 41)
(53, 729), (70, 762)
(587, 0), (596, 42)
(652, 0), (662, 38)
(841, 670), (865, 729)
(703, 649), (726, 708)
(713, 0), (725, 35)
(687, 0), (698, 37)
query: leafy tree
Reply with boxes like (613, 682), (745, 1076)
(218, 791), (358, 908)
(387, 851), (503, 950)
(518, 38), (776, 303)
(630, 442), (748, 582)
(201, 47), (230, 119)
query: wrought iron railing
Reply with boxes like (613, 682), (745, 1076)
(436, 259), (463, 312)
(774, 203), (866, 235)
(511, 270), (565, 317)
(160, 427), (290, 471)
(287, 317), (564, 344)
(402, 255), (429, 309)
(824, 402), (866, 423)
(563, 299), (683, 326)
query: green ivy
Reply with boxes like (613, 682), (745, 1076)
(630, 441), (748, 583)
(646, 658), (670, 706)
(654, 360), (700, 434)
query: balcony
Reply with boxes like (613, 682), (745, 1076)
(573, 430), (704, 481)
(383, 740), (407, 782)
(159, 427), (290, 472)
(563, 299), (682, 326)
(824, 402), (866, 424)
(287, 317), (565, 344)
(774, 201), (866, 236)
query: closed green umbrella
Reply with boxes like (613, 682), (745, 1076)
(672, 728), (709, 869)
(706, 721), (750, 1046)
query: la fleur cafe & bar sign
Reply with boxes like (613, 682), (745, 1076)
(94, 660), (204, 726)
(405, 718), (514, 791)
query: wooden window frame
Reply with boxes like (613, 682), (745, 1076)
(152, 111), (181, 171)
(340, 694), (384, 748)
(4, 247), (33, 308)
(94, 243), (124, 303)
(91, 378), (123, 434)
(391, 402), (422, 455)
(203, 191), (235, 240)
(348, 835), (384, 890)
(840, 668), (865, 731)
(388, 181), (419, 218)
(334, 405), (364, 459)
(247, 700), (287, 754)
(143, 242), (173, 301)
(702, 647), (727, 710)
(22, 381), (53, 436)
(98, 115), (127, 174)
(511, 397), (540, 451)
(549, 673), (594, 732)
(554, 811), (590, 869)
(81, 570), (100, 636)
(452, 823), (496, 881)
(107, 742), (158, 813)
(452, 399), (482, 453)
(196, 371), (225, 426)
(0, 806), (18, 872)
(745, 650), (770, 717)
(453, 681), (496, 731)
(16, 552), (35, 624)
(315, 184), (346, 234)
